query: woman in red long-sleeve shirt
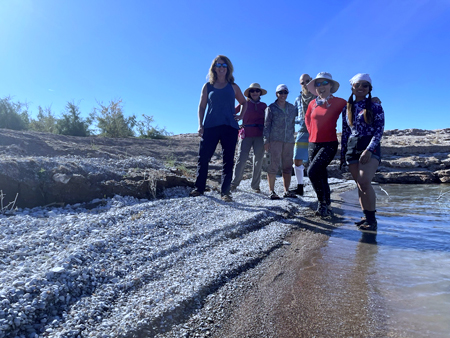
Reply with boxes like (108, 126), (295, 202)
(305, 72), (346, 218)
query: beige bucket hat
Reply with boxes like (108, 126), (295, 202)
(244, 83), (268, 97)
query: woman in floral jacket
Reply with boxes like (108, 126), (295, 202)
(341, 73), (385, 231)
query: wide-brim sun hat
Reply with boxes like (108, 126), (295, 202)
(307, 72), (340, 94)
(244, 83), (268, 97)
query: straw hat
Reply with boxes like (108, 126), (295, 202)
(306, 72), (340, 94)
(244, 83), (268, 97)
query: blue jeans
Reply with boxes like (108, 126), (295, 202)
(194, 125), (238, 195)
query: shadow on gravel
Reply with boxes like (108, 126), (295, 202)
(124, 199), (304, 337)
(127, 238), (286, 338)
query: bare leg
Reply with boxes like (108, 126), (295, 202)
(349, 164), (363, 211)
(282, 173), (291, 193)
(349, 158), (379, 211)
(267, 173), (276, 192)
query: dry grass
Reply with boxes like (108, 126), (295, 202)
(0, 190), (18, 215)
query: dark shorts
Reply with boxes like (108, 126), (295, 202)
(346, 135), (381, 164)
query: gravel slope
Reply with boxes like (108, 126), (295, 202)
(0, 172), (354, 338)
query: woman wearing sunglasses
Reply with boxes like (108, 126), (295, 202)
(190, 55), (247, 202)
(305, 72), (347, 217)
(263, 84), (298, 200)
(341, 73), (385, 231)
(231, 83), (267, 193)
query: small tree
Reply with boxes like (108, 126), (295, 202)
(29, 106), (58, 134)
(93, 99), (136, 138)
(0, 96), (30, 130)
(136, 114), (172, 139)
(56, 101), (92, 137)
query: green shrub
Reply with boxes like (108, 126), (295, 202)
(56, 101), (92, 137)
(93, 99), (136, 138)
(136, 114), (172, 139)
(29, 106), (58, 133)
(0, 96), (30, 130)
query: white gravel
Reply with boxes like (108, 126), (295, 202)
(0, 167), (354, 338)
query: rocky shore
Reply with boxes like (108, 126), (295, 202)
(0, 128), (449, 209)
(371, 128), (450, 184)
(0, 128), (449, 337)
(0, 169), (354, 338)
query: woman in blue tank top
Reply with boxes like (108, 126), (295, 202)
(189, 55), (247, 202)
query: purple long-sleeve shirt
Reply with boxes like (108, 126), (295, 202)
(341, 100), (385, 160)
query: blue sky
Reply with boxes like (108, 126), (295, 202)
(1, 0), (449, 135)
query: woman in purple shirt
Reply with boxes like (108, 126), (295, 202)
(341, 73), (385, 231)
(231, 83), (267, 193)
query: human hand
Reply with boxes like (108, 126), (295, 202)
(234, 113), (242, 121)
(264, 143), (270, 152)
(198, 126), (204, 137)
(359, 150), (372, 164)
(371, 97), (381, 104)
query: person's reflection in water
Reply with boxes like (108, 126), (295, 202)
(360, 232), (377, 244)
(349, 231), (386, 335)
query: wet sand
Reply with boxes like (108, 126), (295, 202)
(210, 189), (395, 338)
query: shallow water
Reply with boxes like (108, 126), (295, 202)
(330, 184), (450, 337)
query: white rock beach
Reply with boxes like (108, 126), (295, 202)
(0, 157), (355, 338)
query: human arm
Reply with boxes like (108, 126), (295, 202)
(304, 102), (312, 134)
(366, 103), (385, 153)
(371, 97), (381, 104)
(197, 83), (208, 136)
(235, 104), (242, 125)
(263, 106), (272, 151)
(232, 84), (248, 121)
(294, 98), (301, 124)
(340, 106), (351, 168)
(356, 103), (384, 164)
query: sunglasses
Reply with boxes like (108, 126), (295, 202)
(249, 89), (261, 93)
(277, 90), (288, 95)
(215, 63), (228, 68)
(300, 80), (311, 86)
(314, 80), (330, 87)
(353, 83), (370, 89)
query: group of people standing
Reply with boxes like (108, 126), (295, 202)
(190, 55), (385, 232)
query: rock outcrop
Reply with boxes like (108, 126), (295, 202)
(0, 155), (194, 209)
(359, 128), (449, 184)
(0, 128), (449, 209)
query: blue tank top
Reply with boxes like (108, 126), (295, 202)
(204, 82), (239, 129)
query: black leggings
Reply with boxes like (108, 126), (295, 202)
(307, 141), (338, 205)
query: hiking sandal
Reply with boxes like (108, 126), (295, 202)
(283, 191), (298, 198)
(269, 191), (281, 200)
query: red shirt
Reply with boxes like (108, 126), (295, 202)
(305, 96), (347, 143)
(235, 100), (267, 138)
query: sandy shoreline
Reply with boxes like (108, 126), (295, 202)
(160, 186), (394, 338)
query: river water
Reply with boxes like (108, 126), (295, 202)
(327, 184), (450, 337)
